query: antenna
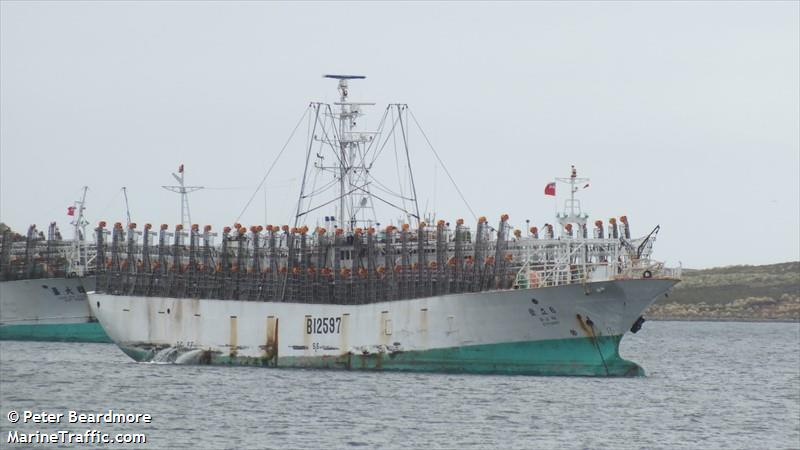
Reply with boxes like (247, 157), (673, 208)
(122, 187), (132, 227)
(162, 164), (204, 229)
(323, 74), (366, 80)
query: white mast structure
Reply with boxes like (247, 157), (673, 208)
(68, 186), (90, 276)
(296, 75), (420, 231)
(122, 186), (132, 227)
(162, 165), (204, 229)
(325, 74), (377, 231)
(555, 165), (590, 232)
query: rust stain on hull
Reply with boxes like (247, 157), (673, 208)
(261, 315), (279, 366)
(229, 315), (238, 358)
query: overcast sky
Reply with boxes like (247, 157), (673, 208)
(1, 1), (798, 269)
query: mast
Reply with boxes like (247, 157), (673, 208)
(296, 76), (418, 231)
(323, 75), (371, 231)
(68, 186), (89, 276)
(555, 165), (589, 231)
(337, 78), (348, 231)
(162, 164), (204, 229)
(122, 186), (132, 227)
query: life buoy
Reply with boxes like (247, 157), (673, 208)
(643, 270), (652, 279)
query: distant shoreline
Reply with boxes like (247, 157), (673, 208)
(647, 317), (799, 324)
(646, 261), (799, 324)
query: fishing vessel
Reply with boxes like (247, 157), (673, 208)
(89, 76), (679, 376)
(0, 188), (109, 342)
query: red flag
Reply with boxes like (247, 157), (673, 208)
(178, 164), (184, 173)
(544, 182), (556, 196)
(67, 206), (75, 216)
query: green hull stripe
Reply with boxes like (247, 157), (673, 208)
(0, 322), (111, 343)
(121, 335), (644, 377)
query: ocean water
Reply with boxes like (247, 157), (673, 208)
(1, 321), (798, 450)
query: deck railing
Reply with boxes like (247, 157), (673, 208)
(92, 222), (679, 304)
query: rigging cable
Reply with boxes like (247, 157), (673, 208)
(235, 106), (311, 224)
(95, 188), (122, 222)
(366, 174), (415, 201)
(408, 109), (477, 221)
(391, 107), (409, 216)
(396, 105), (419, 222)
(294, 104), (322, 227)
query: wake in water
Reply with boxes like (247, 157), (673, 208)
(146, 346), (212, 365)
(174, 349), (205, 364)
(149, 346), (187, 364)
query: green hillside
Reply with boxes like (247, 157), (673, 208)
(647, 262), (799, 321)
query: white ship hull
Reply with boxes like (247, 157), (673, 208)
(0, 277), (109, 342)
(89, 278), (676, 376)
